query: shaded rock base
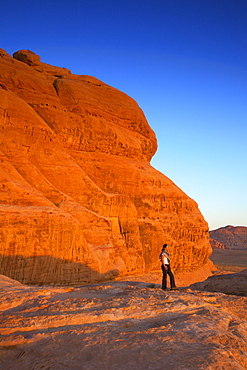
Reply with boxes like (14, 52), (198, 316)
(190, 269), (247, 296)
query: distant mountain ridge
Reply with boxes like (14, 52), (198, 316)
(210, 225), (247, 250)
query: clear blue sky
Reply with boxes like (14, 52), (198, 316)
(1, 0), (247, 230)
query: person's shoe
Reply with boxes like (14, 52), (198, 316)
(170, 287), (177, 290)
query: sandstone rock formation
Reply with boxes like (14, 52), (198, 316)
(210, 238), (227, 249)
(0, 49), (212, 285)
(210, 225), (247, 250)
(190, 269), (247, 296)
(0, 275), (247, 369)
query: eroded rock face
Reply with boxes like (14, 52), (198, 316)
(210, 238), (227, 249)
(0, 49), (212, 284)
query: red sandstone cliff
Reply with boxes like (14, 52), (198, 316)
(0, 49), (212, 284)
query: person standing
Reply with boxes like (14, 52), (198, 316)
(159, 244), (177, 290)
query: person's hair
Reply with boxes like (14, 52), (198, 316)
(162, 244), (167, 250)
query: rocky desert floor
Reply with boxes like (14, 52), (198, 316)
(0, 268), (247, 370)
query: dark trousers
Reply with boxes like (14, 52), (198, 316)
(161, 264), (176, 289)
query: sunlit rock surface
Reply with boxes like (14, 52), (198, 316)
(0, 275), (246, 370)
(0, 49), (212, 285)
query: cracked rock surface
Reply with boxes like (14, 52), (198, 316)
(0, 275), (246, 369)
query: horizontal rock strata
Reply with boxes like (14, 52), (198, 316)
(0, 49), (212, 284)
